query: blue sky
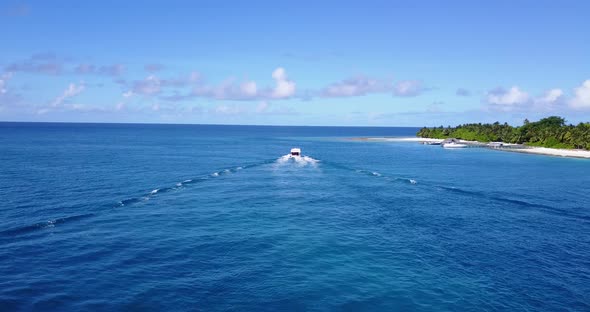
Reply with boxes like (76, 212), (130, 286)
(1, 0), (590, 126)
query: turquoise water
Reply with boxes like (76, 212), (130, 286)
(1, 123), (589, 311)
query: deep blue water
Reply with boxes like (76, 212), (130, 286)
(1, 122), (589, 311)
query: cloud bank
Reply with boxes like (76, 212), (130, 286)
(51, 83), (85, 107)
(0, 72), (12, 94)
(570, 80), (590, 110)
(319, 77), (428, 98)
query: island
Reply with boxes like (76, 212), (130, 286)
(416, 116), (590, 158)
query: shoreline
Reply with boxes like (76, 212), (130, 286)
(497, 146), (590, 159)
(350, 137), (590, 159)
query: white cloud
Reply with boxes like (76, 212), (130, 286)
(318, 76), (428, 98)
(213, 105), (243, 115)
(321, 76), (390, 97)
(52, 83), (85, 107)
(74, 63), (125, 76)
(256, 101), (269, 113)
(271, 67), (296, 98)
(98, 64), (125, 76)
(0, 72), (13, 94)
(188, 68), (294, 100)
(75, 64), (95, 74)
(240, 80), (258, 97)
(193, 78), (258, 100)
(530, 88), (564, 112)
(132, 75), (161, 95)
(569, 80), (590, 110)
(393, 80), (426, 97)
(144, 64), (164, 72)
(272, 67), (287, 80)
(538, 88), (563, 103)
(486, 86), (530, 106)
(206, 102), (296, 116)
(6, 59), (62, 75)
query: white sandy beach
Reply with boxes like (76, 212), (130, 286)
(352, 137), (590, 159)
(501, 146), (590, 159)
(355, 137), (443, 142)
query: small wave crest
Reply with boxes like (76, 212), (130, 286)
(319, 162), (419, 186)
(437, 186), (590, 222)
(0, 213), (96, 238)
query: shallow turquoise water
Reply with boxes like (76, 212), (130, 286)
(1, 123), (589, 311)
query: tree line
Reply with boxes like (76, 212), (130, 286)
(417, 116), (590, 150)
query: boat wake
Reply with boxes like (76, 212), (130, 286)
(0, 159), (277, 241)
(0, 213), (96, 239)
(353, 169), (418, 185)
(275, 155), (320, 167)
(116, 161), (274, 207)
(6, 154), (583, 243)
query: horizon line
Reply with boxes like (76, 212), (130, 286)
(0, 120), (426, 128)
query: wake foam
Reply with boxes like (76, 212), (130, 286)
(275, 155), (320, 167)
(339, 160), (586, 221)
(115, 160), (277, 208)
(352, 168), (417, 185)
(1, 159), (278, 241)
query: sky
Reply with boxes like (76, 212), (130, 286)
(1, 0), (590, 126)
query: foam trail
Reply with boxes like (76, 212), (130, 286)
(115, 159), (277, 208)
(3, 159), (278, 241)
(320, 161), (419, 186)
(332, 159), (587, 221)
(275, 155), (320, 167)
(0, 213), (96, 238)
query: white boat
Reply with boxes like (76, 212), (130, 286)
(442, 142), (467, 148)
(289, 148), (301, 157)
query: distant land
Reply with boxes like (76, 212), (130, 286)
(417, 116), (590, 150)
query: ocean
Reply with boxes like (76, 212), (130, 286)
(1, 122), (589, 311)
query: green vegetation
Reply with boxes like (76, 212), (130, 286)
(417, 116), (590, 150)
